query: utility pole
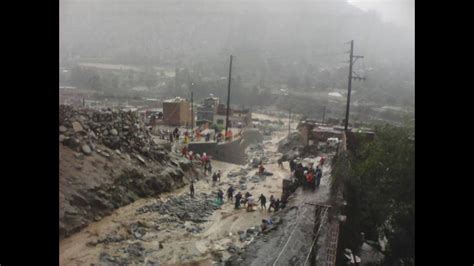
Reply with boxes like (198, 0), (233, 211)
(288, 108), (291, 136)
(190, 91), (194, 129)
(225, 55), (233, 136)
(344, 40), (365, 132)
(322, 106), (326, 124)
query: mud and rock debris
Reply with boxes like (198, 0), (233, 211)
(59, 104), (169, 160)
(136, 193), (220, 223)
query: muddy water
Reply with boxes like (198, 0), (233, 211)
(60, 113), (298, 265)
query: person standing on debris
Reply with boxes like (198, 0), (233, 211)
(315, 166), (323, 188)
(234, 192), (242, 209)
(195, 128), (201, 141)
(201, 153), (208, 172)
(216, 170), (221, 182)
(258, 163), (265, 176)
(274, 199), (281, 211)
(247, 195), (255, 212)
(268, 195), (275, 212)
(227, 186), (235, 202)
(190, 181), (195, 198)
(207, 160), (213, 176)
(305, 170), (315, 190)
(182, 145), (188, 158)
(212, 171), (218, 185)
(173, 127), (179, 141)
(319, 156), (325, 167)
(290, 159), (296, 173)
(217, 189), (224, 204)
(184, 130), (189, 144)
(277, 158), (283, 168)
(242, 191), (252, 207)
(258, 194), (267, 210)
(295, 163), (304, 185)
(188, 151), (194, 161)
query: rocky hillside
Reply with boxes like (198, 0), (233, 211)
(59, 105), (200, 239)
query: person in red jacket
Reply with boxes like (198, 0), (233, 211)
(319, 156), (325, 167)
(181, 145), (188, 158)
(306, 170), (315, 190)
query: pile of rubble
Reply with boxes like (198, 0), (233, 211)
(59, 105), (168, 162)
(277, 132), (304, 154)
(252, 119), (285, 137)
(227, 168), (249, 179)
(59, 105), (200, 239)
(246, 143), (269, 167)
(136, 193), (219, 223)
(99, 242), (150, 265)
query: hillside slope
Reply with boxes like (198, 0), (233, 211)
(59, 105), (200, 239)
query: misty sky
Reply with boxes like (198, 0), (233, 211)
(348, 0), (414, 28)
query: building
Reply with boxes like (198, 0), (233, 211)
(298, 119), (375, 148)
(163, 97), (190, 126)
(213, 104), (252, 130)
(196, 95), (220, 127)
(298, 120), (343, 146)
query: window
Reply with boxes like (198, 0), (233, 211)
(217, 119), (224, 125)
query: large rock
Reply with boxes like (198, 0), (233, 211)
(81, 144), (92, 155)
(72, 121), (84, 133)
(59, 125), (67, 133)
(110, 128), (118, 136)
(63, 137), (80, 149)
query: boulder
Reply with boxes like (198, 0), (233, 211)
(59, 125), (67, 133)
(63, 137), (80, 149)
(81, 144), (92, 155)
(72, 121), (84, 133)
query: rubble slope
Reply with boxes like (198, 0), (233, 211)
(59, 105), (199, 239)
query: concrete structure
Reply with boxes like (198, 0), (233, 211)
(163, 97), (190, 126)
(298, 120), (343, 146)
(188, 138), (246, 165)
(214, 103), (252, 130)
(196, 95), (220, 126)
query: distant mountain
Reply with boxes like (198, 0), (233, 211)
(60, 0), (413, 104)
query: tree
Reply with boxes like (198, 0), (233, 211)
(348, 124), (414, 264)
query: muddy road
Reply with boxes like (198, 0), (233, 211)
(59, 113), (333, 265)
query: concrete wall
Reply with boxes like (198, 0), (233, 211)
(188, 138), (246, 165)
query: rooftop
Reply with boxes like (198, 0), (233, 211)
(164, 97), (188, 103)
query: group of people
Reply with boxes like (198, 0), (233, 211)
(180, 144), (213, 173)
(222, 188), (286, 213)
(165, 127), (240, 144)
(289, 157), (325, 190)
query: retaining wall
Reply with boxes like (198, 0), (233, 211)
(188, 139), (246, 165)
